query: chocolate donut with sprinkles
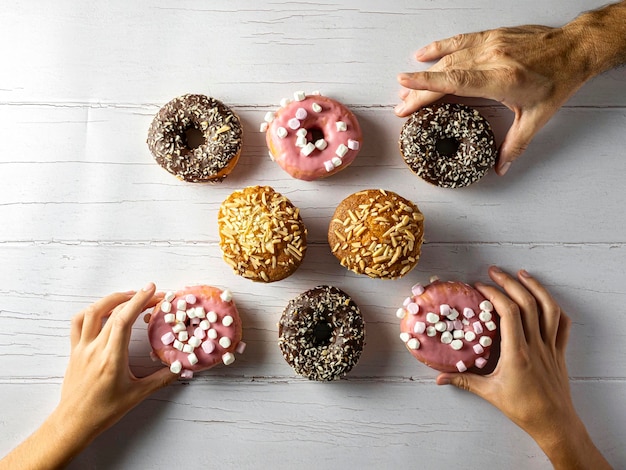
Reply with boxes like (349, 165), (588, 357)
(399, 103), (496, 188)
(147, 285), (246, 379)
(397, 279), (499, 373)
(147, 94), (243, 182)
(263, 91), (362, 181)
(279, 285), (365, 381)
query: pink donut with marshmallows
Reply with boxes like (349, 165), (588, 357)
(264, 92), (362, 181)
(398, 279), (499, 373)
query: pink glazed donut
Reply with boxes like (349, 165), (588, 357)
(397, 279), (499, 373)
(148, 285), (246, 379)
(263, 91), (362, 181)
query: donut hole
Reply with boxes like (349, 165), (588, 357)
(184, 126), (206, 150)
(313, 321), (334, 346)
(308, 127), (325, 143)
(435, 137), (461, 156)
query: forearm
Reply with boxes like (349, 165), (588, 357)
(564, 1), (626, 77)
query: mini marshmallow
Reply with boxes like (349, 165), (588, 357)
(296, 128), (307, 137)
(177, 331), (189, 342)
(479, 336), (492, 347)
(456, 360), (468, 372)
(323, 160), (335, 172)
(288, 118), (301, 130)
(264, 111), (275, 123)
(435, 321), (447, 332)
(208, 329), (218, 340)
(450, 339), (464, 350)
(170, 360), (182, 374)
(188, 352), (199, 366)
(187, 308), (197, 319)
(407, 338), (420, 350)
(296, 136), (307, 147)
(185, 294), (197, 305)
(194, 327), (206, 339)
(195, 307), (206, 319)
(446, 321), (455, 331)
(164, 291), (175, 302)
(191, 317), (200, 326)
(407, 302), (419, 315)
(311, 90), (321, 95)
(182, 343), (194, 353)
(479, 300), (494, 312)
(426, 326), (437, 337)
(453, 330), (464, 340)
(259, 122), (268, 132)
(464, 331), (477, 342)
(475, 357), (488, 369)
(164, 313), (176, 324)
(277, 127), (288, 138)
(222, 315), (234, 327)
(429, 275), (440, 283)
(411, 283), (425, 296)
(472, 321), (484, 334)
(235, 341), (247, 354)
(479, 310), (492, 322)
(172, 322), (186, 334)
(413, 321), (426, 334)
(207, 311), (218, 323)
(202, 340), (216, 354)
(280, 97), (292, 107)
(161, 332), (175, 345)
(463, 307), (475, 319)
(331, 156), (342, 168)
(180, 369), (193, 379)
(336, 121), (347, 132)
(176, 299), (187, 311)
(395, 307), (406, 319)
(294, 91), (306, 101)
(399, 332), (411, 343)
(439, 304), (451, 317)
(175, 310), (187, 323)
(301, 142), (316, 156)
(268, 150), (275, 161)
(440, 331), (453, 344)
(199, 320), (210, 330)
(473, 344), (485, 354)
(403, 297), (412, 307)
(222, 352), (236, 365)
(312, 102), (322, 113)
(188, 336), (202, 348)
(447, 308), (460, 321)
(160, 301), (172, 313)
(315, 139), (328, 150)
(426, 312), (440, 324)
(453, 320), (463, 330)
(220, 289), (233, 302)
(485, 321), (497, 331)
(173, 340), (183, 351)
(335, 144), (348, 158)
(347, 139), (360, 150)
(295, 108), (308, 120)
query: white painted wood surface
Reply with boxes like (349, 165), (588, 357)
(1, 1), (625, 468)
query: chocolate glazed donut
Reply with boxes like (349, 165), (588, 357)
(399, 103), (496, 188)
(278, 285), (365, 381)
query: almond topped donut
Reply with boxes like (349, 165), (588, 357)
(148, 285), (246, 379)
(263, 91), (362, 181)
(397, 279), (499, 373)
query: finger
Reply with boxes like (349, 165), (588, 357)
(106, 283), (157, 352)
(487, 266), (542, 344)
(555, 310), (571, 357)
(495, 111), (539, 175)
(137, 367), (179, 399)
(415, 31), (491, 62)
(70, 313), (83, 350)
(397, 69), (496, 101)
(517, 270), (562, 347)
(436, 371), (492, 401)
(394, 89), (445, 116)
(80, 292), (134, 343)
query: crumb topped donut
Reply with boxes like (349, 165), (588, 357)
(397, 279), (499, 373)
(399, 103), (496, 188)
(148, 285), (245, 378)
(328, 189), (424, 279)
(218, 185), (307, 282)
(147, 94), (243, 182)
(263, 91), (362, 181)
(278, 285), (365, 381)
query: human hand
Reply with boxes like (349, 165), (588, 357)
(394, 25), (595, 176)
(437, 267), (610, 469)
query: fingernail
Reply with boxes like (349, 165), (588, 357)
(490, 265), (503, 273)
(415, 47), (426, 59)
(438, 377), (451, 385)
(394, 103), (405, 115)
(497, 162), (511, 175)
(397, 73), (411, 81)
(142, 282), (155, 292)
(520, 269), (531, 278)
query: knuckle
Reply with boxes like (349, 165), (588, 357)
(449, 33), (466, 49)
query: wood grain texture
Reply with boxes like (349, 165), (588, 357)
(1, 1), (625, 468)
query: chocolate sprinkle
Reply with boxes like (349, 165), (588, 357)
(399, 103), (496, 188)
(147, 94), (243, 183)
(278, 285), (365, 381)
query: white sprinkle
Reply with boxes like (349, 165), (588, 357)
(347, 139), (360, 150)
(188, 352), (198, 366)
(450, 339), (463, 350)
(160, 301), (172, 313)
(173, 340), (183, 351)
(331, 156), (342, 168)
(172, 322), (186, 334)
(188, 336), (202, 348)
(411, 283), (424, 296)
(164, 313), (175, 324)
(426, 326), (437, 337)
(336, 121), (347, 132)
(277, 127), (288, 138)
(288, 118), (301, 130)
(335, 143), (348, 158)
(268, 150), (275, 161)
(413, 321), (426, 334)
(323, 160), (334, 172)
(194, 327), (206, 339)
(406, 303), (419, 315)
(395, 307), (406, 319)
(259, 122), (268, 132)
(479, 336), (492, 347)
(485, 321), (497, 331)
(182, 343), (193, 353)
(280, 97), (292, 107)
(399, 332), (411, 343)
(426, 312), (440, 324)
(464, 331), (477, 342)
(220, 289), (233, 302)
(222, 315), (234, 327)
(473, 343), (485, 354)
(199, 319), (210, 330)
(222, 352), (236, 365)
(435, 321), (447, 332)
(429, 275), (440, 283)
(453, 329), (464, 340)
(264, 111), (275, 123)
(202, 341), (215, 354)
(479, 300), (494, 312)
(439, 304), (451, 317)
(301, 142), (316, 156)
(177, 331), (189, 342)
(312, 102), (322, 113)
(315, 139), (328, 150)
(440, 331), (453, 344)
(447, 308), (460, 321)
(294, 91), (306, 101)
(164, 292), (175, 302)
(475, 357), (488, 369)
(170, 360), (182, 374)
(176, 299), (187, 311)
(407, 338), (420, 350)
(207, 311), (218, 323)
(161, 332), (175, 345)
(456, 360), (467, 372)
(463, 307), (475, 318)
(175, 310), (187, 323)
(479, 310), (492, 322)
(472, 321), (484, 334)
(295, 108), (308, 120)
(208, 329), (218, 340)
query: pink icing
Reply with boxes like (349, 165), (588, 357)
(148, 285), (242, 372)
(266, 95), (362, 181)
(399, 280), (499, 373)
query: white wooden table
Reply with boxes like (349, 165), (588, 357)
(1, 1), (625, 468)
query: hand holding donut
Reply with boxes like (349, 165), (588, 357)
(395, 1), (626, 176)
(437, 267), (610, 469)
(0, 284), (177, 470)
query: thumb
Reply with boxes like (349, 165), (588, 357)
(496, 111), (540, 175)
(436, 372), (490, 399)
(138, 366), (179, 398)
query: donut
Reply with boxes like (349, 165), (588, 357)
(397, 279), (499, 373)
(147, 94), (243, 183)
(328, 189), (424, 279)
(148, 285), (245, 378)
(278, 285), (365, 381)
(263, 91), (362, 181)
(218, 185), (307, 283)
(399, 103), (496, 188)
